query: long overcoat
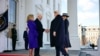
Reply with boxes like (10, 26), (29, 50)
(50, 15), (65, 48)
(35, 19), (44, 47)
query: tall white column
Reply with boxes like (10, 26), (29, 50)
(25, 0), (35, 18)
(16, 0), (25, 49)
(98, 0), (100, 55)
(68, 0), (80, 50)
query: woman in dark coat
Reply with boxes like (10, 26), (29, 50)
(27, 14), (38, 56)
(62, 13), (71, 53)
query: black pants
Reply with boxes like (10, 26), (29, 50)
(12, 39), (16, 51)
(24, 39), (28, 50)
(34, 47), (40, 56)
(55, 47), (67, 56)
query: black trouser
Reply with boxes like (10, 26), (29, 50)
(24, 39), (28, 50)
(34, 47), (40, 56)
(12, 39), (16, 51)
(55, 47), (67, 56)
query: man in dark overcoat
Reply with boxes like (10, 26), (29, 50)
(50, 11), (67, 56)
(34, 14), (48, 56)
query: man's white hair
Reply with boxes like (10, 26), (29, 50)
(54, 10), (59, 14)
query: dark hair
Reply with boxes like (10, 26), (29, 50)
(54, 11), (58, 14)
(62, 13), (69, 17)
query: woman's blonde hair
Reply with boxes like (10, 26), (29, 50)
(27, 14), (34, 22)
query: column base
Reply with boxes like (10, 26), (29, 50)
(69, 36), (81, 50)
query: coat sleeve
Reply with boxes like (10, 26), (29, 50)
(38, 27), (45, 32)
(53, 17), (62, 32)
(23, 31), (25, 39)
(36, 22), (45, 32)
(65, 20), (67, 34)
(39, 27), (45, 32)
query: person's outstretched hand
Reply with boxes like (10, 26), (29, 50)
(53, 31), (56, 37)
(45, 29), (50, 33)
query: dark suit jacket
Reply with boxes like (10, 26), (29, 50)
(11, 28), (17, 41)
(50, 15), (65, 47)
(23, 31), (28, 40)
(35, 19), (44, 47)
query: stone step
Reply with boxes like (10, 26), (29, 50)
(86, 54), (92, 56)
(79, 52), (87, 56)
(79, 52), (92, 56)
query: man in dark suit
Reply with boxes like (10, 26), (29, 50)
(34, 14), (48, 56)
(23, 28), (28, 50)
(11, 24), (17, 51)
(50, 11), (67, 56)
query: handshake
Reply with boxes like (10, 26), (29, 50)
(44, 29), (50, 33)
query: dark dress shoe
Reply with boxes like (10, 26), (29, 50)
(66, 53), (69, 56)
(34, 55), (40, 56)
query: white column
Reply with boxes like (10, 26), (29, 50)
(99, 0), (100, 35)
(25, 0), (35, 17)
(16, 0), (25, 49)
(68, 0), (80, 50)
(54, 0), (59, 11)
(98, 0), (100, 55)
